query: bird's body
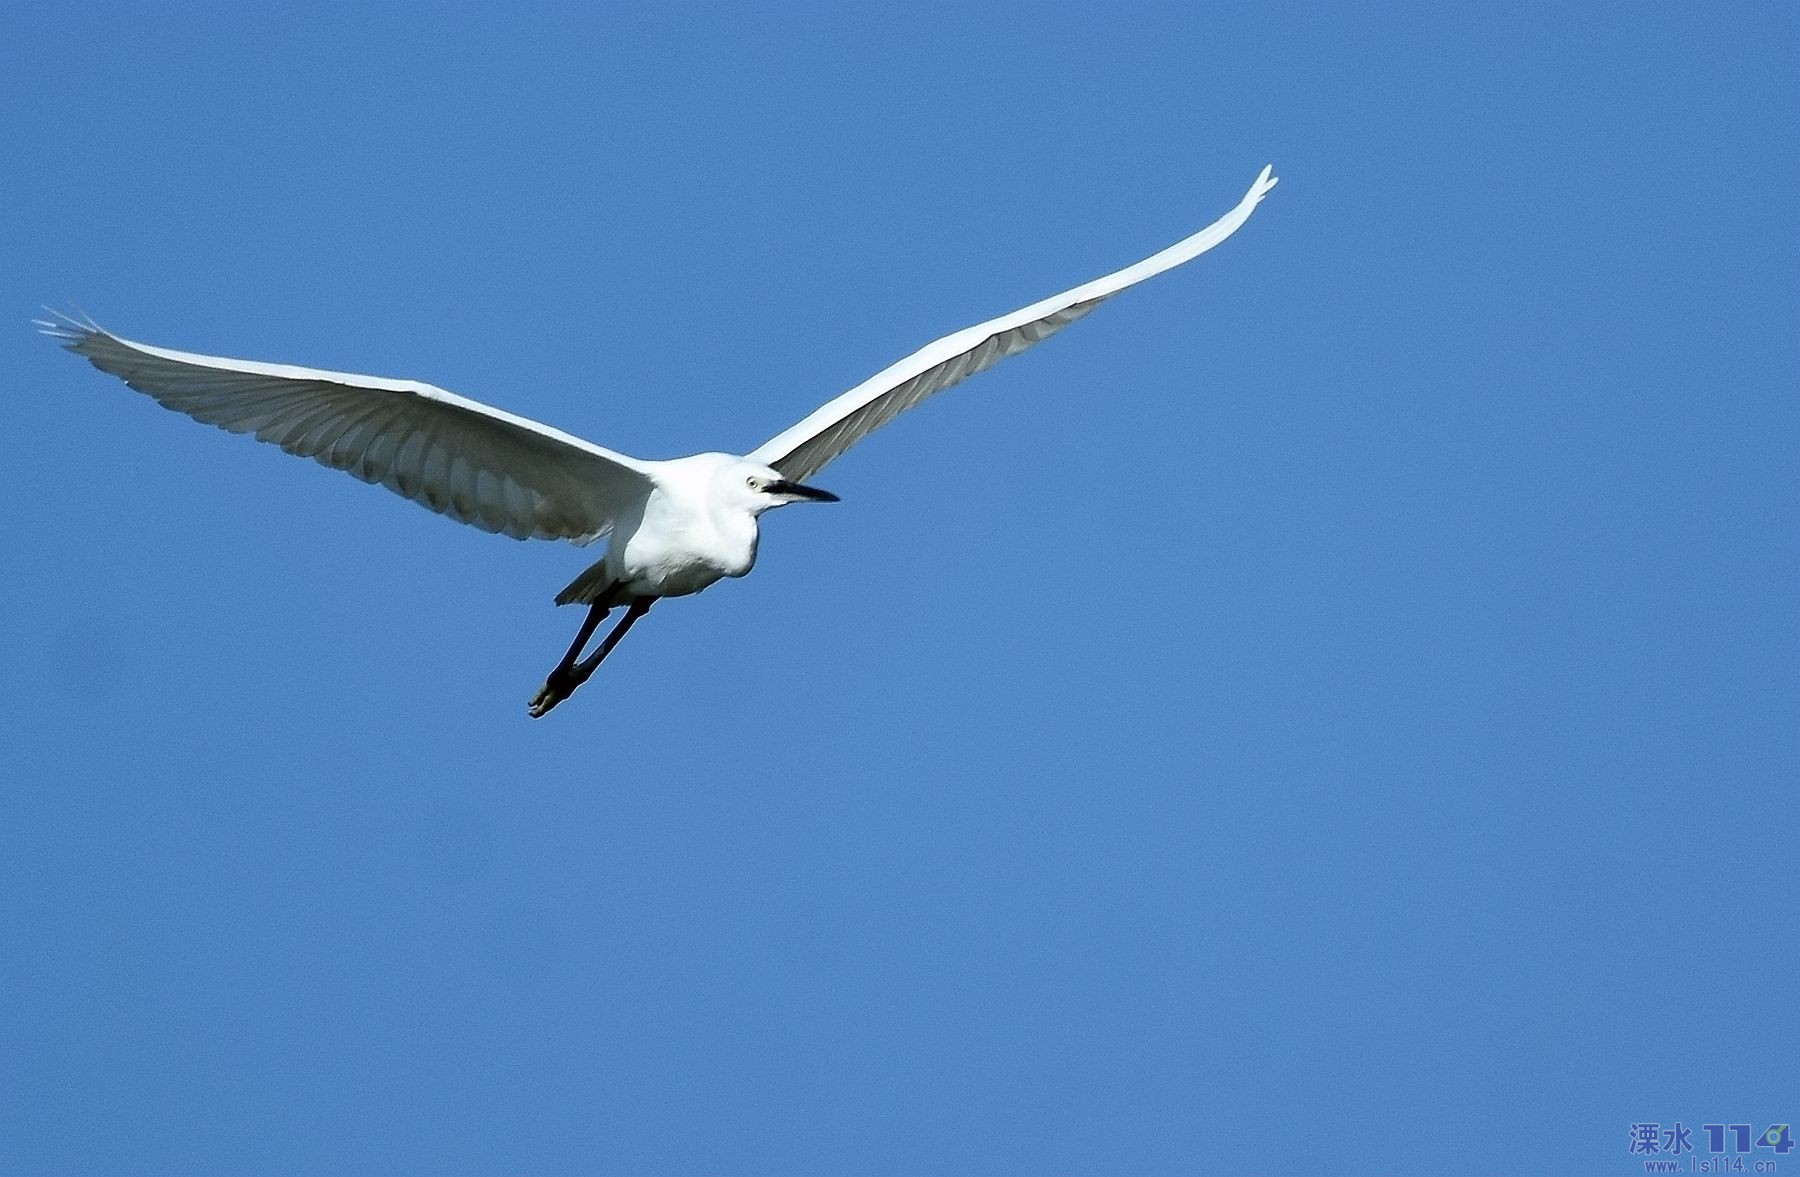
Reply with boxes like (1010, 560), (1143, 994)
(43, 165), (1277, 715)
(607, 454), (770, 598)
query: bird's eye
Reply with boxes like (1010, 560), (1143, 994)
(747, 476), (761, 490)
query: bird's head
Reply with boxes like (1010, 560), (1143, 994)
(720, 459), (839, 515)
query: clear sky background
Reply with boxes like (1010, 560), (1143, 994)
(1, 4), (1794, 1175)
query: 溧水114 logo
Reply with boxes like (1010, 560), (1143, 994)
(1629, 1122), (1792, 1168)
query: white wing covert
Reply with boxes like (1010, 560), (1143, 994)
(749, 165), (1278, 482)
(42, 317), (654, 543)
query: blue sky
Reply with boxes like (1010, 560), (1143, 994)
(1, 4), (1794, 1175)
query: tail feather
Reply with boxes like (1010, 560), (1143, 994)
(555, 562), (618, 607)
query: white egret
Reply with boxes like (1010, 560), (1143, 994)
(43, 165), (1277, 716)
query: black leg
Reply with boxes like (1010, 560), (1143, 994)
(554, 601), (611, 675)
(528, 597), (652, 718)
(529, 598), (611, 719)
(568, 597), (653, 685)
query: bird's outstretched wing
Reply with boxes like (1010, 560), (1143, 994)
(748, 165), (1278, 482)
(41, 316), (654, 543)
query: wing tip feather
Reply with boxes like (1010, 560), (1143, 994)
(34, 305), (104, 346)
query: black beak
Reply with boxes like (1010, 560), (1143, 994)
(769, 479), (839, 503)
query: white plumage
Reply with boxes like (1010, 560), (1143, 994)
(43, 165), (1277, 715)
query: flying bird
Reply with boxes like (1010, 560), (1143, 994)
(43, 165), (1277, 716)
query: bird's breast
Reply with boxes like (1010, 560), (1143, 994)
(616, 500), (759, 598)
